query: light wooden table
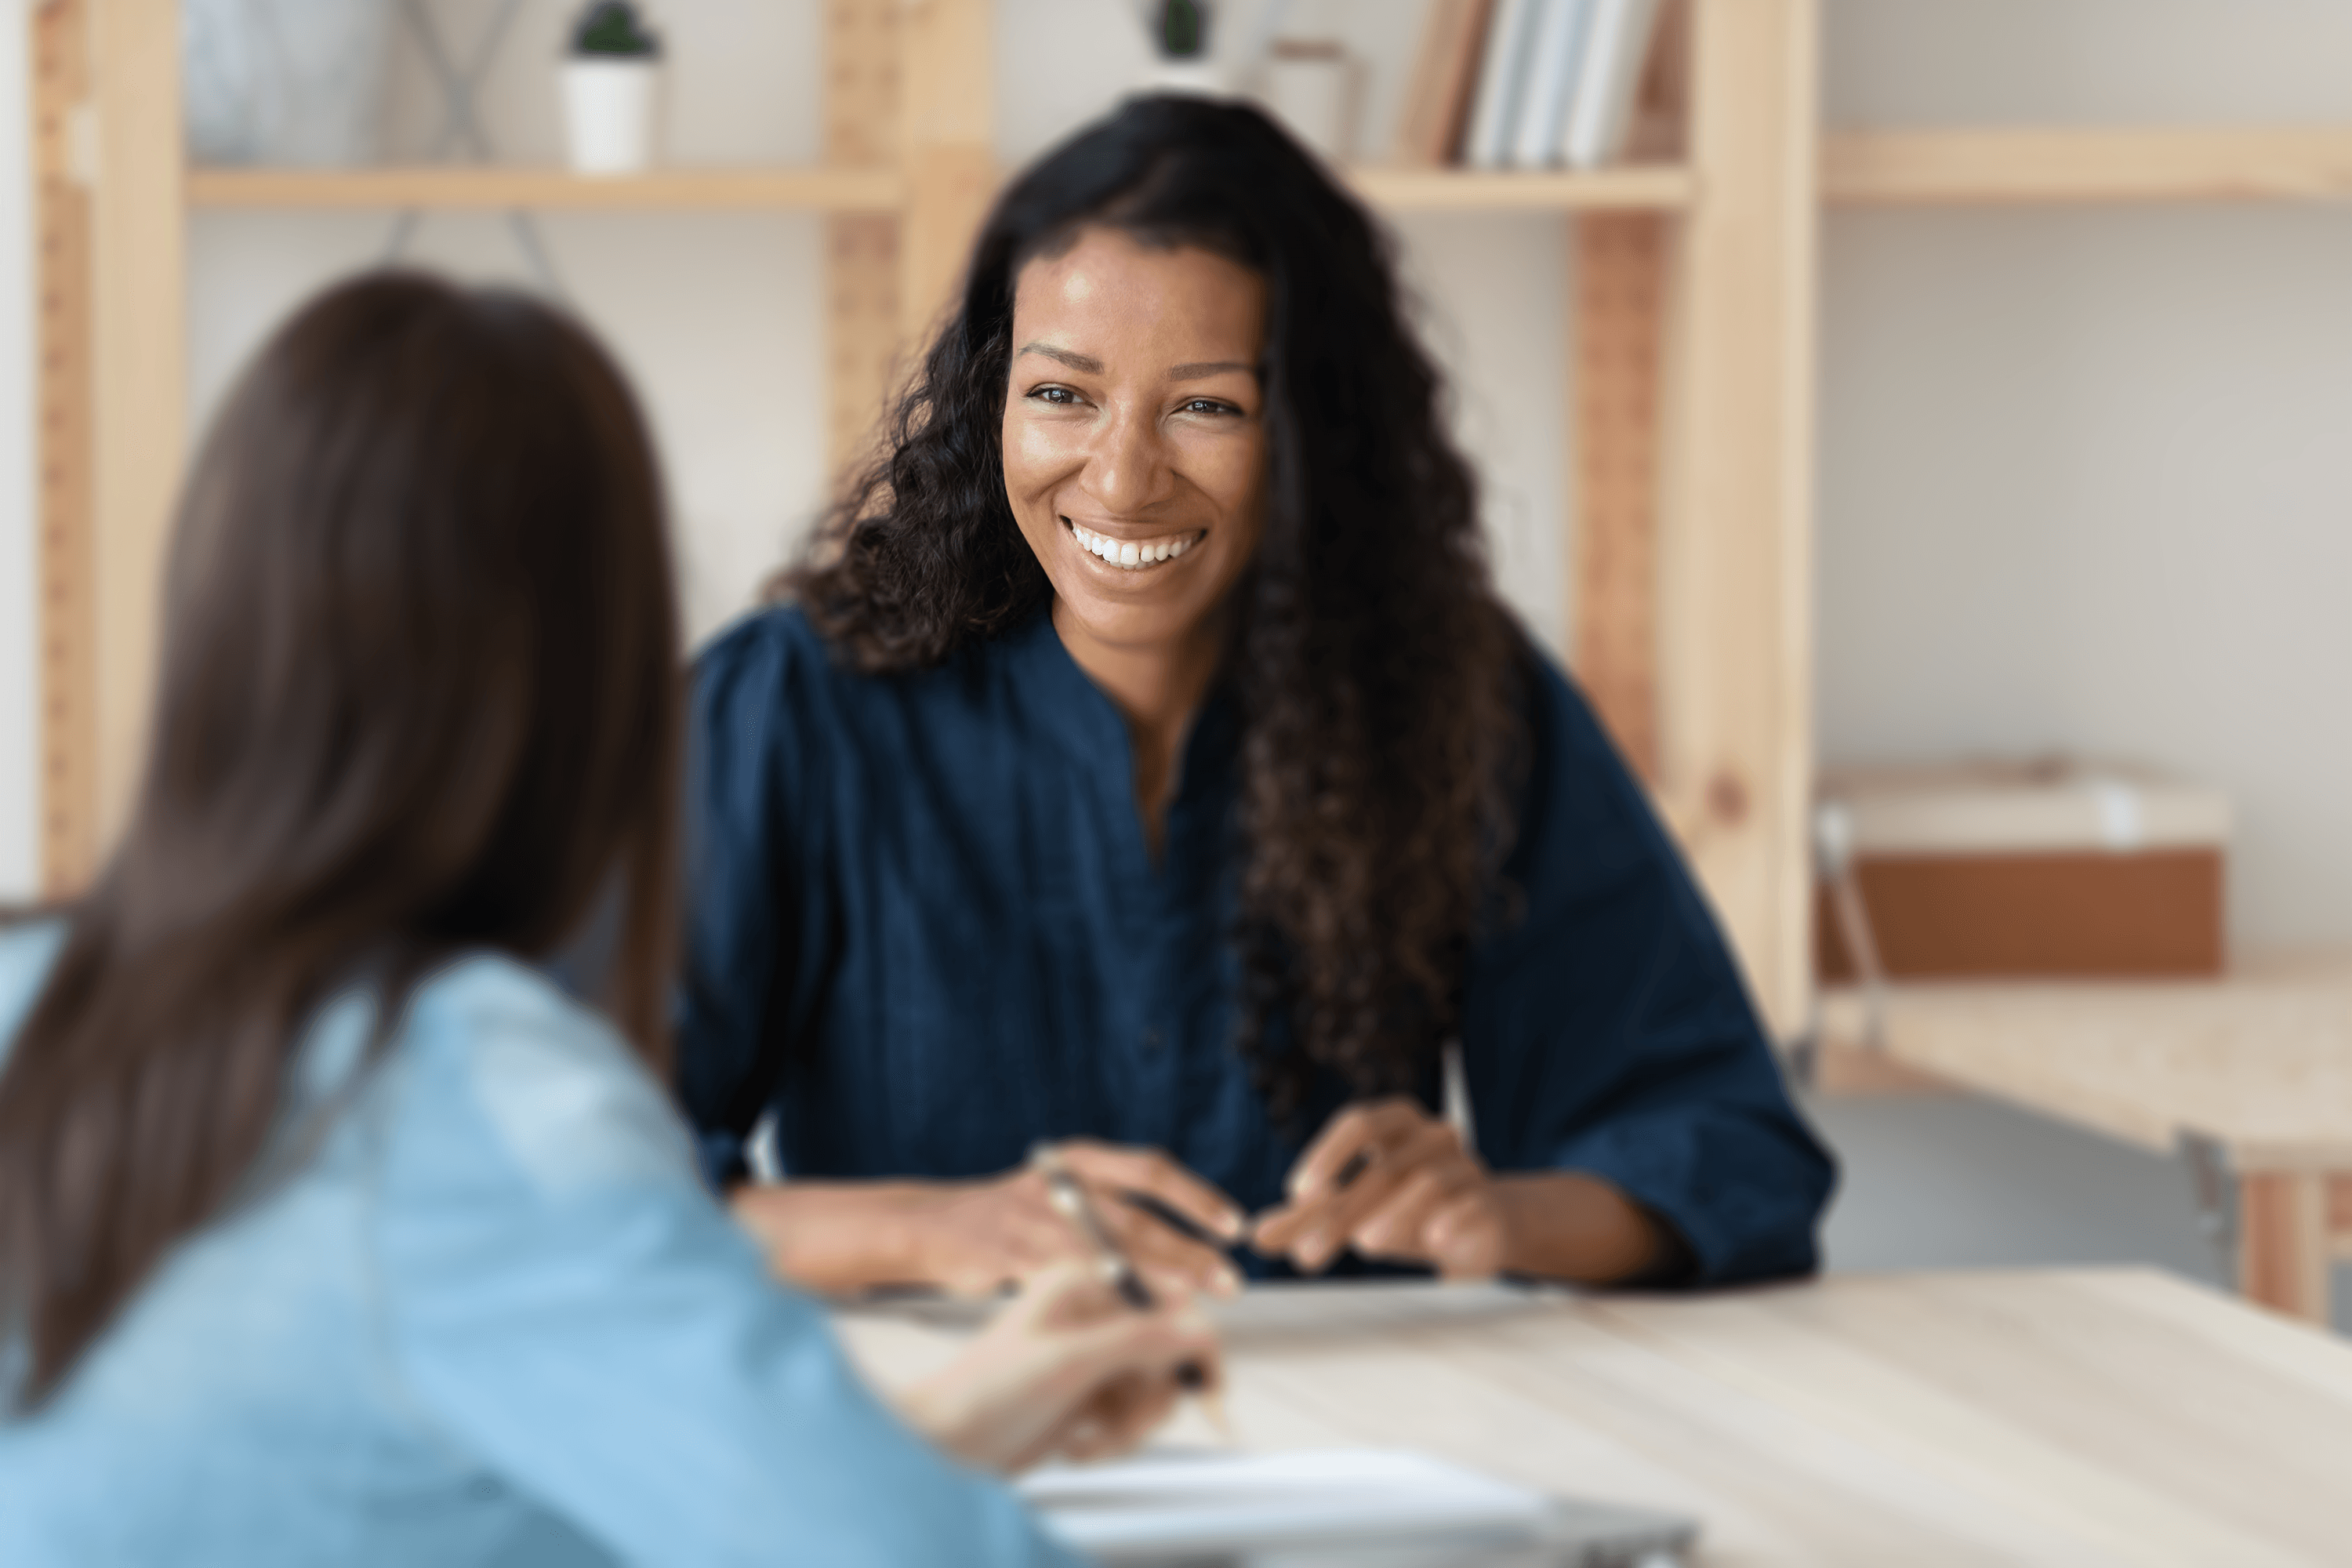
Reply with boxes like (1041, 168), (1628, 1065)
(837, 1270), (2352, 1566)
(1818, 954), (2352, 1324)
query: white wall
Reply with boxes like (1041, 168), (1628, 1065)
(0, 0), (38, 902)
(1820, 0), (2352, 951)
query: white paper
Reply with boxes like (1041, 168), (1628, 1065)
(1022, 1447), (1553, 1558)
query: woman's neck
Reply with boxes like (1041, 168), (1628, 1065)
(1051, 599), (1226, 857)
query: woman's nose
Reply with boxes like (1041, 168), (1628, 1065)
(1080, 406), (1170, 516)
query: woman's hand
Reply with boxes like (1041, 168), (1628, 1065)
(895, 1261), (1222, 1474)
(729, 1142), (1246, 1300)
(903, 1142), (1247, 1298)
(1249, 1098), (1504, 1279)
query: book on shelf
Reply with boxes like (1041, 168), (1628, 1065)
(1510, 0), (1595, 168)
(1462, 0), (1544, 169)
(1392, 0), (1494, 166)
(1446, 0), (1667, 171)
(1560, 0), (1663, 167)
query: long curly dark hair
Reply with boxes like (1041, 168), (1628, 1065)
(792, 96), (1521, 1116)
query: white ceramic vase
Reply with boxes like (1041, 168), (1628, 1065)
(562, 59), (663, 176)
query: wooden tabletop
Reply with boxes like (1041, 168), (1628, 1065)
(836, 1269), (2352, 1566)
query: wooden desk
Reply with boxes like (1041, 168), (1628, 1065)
(1819, 956), (2352, 1324)
(837, 1270), (2352, 1566)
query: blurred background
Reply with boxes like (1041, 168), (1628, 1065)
(1, 0), (2347, 1320)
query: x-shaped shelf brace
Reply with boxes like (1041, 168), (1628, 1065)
(381, 0), (566, 296)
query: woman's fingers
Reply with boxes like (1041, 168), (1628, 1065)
(1348, 1160), (1475, 1260)
(1105, 1195), (1243, 1297)
(911, 1261), (1219, 1474)
(1019, 1304), (1221, 1463)
(1284, 1098), (1421, 1200)
(1257, 1108), (1471, 1271)
(1058, 1140), (1247, 1243)
(1425, 1192), (1507, 1279)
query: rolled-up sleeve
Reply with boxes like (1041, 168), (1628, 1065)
(1463, 656), (1835, 1285)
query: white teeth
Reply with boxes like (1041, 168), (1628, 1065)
(1066, 521), (1200, 570)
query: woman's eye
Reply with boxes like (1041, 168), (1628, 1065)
(1181, 398), (1237, 416)
(1032, 386), (1080, 406)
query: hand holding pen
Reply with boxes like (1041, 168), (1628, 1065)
(895, 1255), (1224, 1472)
(1032, 1143), (1230, 1434)
(873, 1138), (1247, 1300)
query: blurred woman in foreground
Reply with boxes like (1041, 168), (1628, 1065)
(0, 274), (1209, 1566)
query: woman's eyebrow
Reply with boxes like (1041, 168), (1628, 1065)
(1018, 342), (1102, 373)
(1169, 361), (1257, 381)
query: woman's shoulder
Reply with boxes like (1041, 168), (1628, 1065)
(689, 600), (1047, 769)
(387, 954), (698, 1198)
(1497, 633), (1681, 884)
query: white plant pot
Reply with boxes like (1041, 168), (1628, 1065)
(562, 59), (662, 176)
(1142, 57), (1236, 99)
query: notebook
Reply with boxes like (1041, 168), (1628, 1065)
(1019, 1446), (1697, 1566)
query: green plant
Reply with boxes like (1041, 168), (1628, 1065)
(572, 2), (661, 59)
(1158, 0), (1208, 60)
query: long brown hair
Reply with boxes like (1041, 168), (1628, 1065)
(0, 274), (681, 1408)
(793, 96), (1521, 1116)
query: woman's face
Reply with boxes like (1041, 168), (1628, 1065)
(1002, 226), (1269, 655)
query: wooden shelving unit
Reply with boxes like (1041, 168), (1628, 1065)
(35, 0), (1819, 1044)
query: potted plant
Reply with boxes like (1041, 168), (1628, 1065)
(562, 2), (663, 176)
(1144, 0), (1226, 96)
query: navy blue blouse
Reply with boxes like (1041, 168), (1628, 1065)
(678, 605), (1834, 1285)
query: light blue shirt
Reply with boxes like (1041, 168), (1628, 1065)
(0, 923), (1078, 1566)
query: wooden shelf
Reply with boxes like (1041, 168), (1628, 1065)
(186, 165), (905, 212)
(1817, 952), (2352, 1167)
(186, 162), (1699, 216)
(1347, 163), (1695, 211)
(1824, 126), (2352, 206)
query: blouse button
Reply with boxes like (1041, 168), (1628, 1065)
(1142, 1026), (1166, 1056)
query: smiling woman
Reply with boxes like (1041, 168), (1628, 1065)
(1003, 231), (1267, 851)
(681, 96), (1834, 1302)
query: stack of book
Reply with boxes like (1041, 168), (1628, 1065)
(1394, 0), (1664, 170)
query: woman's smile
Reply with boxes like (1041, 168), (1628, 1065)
(1063, 517), (1204, 571)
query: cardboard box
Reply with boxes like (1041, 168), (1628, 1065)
(1815, 761), (2230, 982)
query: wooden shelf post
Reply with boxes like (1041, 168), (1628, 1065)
(86, 0), (183, 859)
(825, 0), (905, 481)
(896, 0), (995, 345)
(34, 0), (96, 894)
(38, 0), (184, 888)
(1572, 212), (1668, 782)
(1657, 0), (1818, 1036)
